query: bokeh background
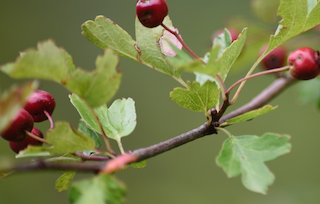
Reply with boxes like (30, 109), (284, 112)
(1, 0), (320, 203)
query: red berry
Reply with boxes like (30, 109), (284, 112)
(136, 0), (168, 28)
(24, 89), (56, 122)
(212, 28), (239, 43)
(9, 127), (43, 154)
(259, 45), (287, 70)
(288, 47), (320, 80)
(0, 108), (34, 142)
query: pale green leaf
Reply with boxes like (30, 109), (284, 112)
(129, 160), (147, 169)
(216, 133), (291, 194)
(297, 78), (320, 104)
(170, 81), (219, 113)
(95, 98), (137, 141)
(81, 15), (138, 60)
(182, 28), (247, 82)
(56, 171), (77, 192)
(66, 49), (122, 107)
(47, 122), (96, 155)
(70, 94), (137, 142)
(221, 105), (278, 126)
(1, 40), (75, 82)
(68, 174), (126, 204)
(16, 146), (51, 158)
(135, 16), (180, 77)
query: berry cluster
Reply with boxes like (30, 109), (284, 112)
(0, 89), (55, 153)
(259, 45), (320, 80)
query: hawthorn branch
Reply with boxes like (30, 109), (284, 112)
(1, 74), (296, 173)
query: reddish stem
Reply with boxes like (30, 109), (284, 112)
(43, 110), (54, 130)
(160, 23), (205, 65)
(26, 131), (49, 144)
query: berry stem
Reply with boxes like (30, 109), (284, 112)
(160, 23), (205, 65)
(26, 131), (49, 144)
(215, 127), (232, 138)
(44, 110), (54, 130)
(228, 66), (290, 104)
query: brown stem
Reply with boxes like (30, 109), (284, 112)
(160, 23), (205, 65)
(2, 75), (296, 173)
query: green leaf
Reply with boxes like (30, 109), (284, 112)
(16, 146), (51, 158)
(216, 133), (291, 194)
(251, 0), (280, 23)
(182, 28), (247, 82)
(0, 81), (38, 132)
(261, 0), (320, 62)
(70, 94), (101, 134)
(135, 16), (180, 77)
(68, 174), (126, 204)
(81, 15), (138, 60)
(95, 98), (137, 141)
(47, 122), (96, 155)
(70, 94), (137, 142)
(66, 49), (122, 107)
(1, 40), (75, 83)
(129, 160), (146, 169)
(1, 40), (121, 107)
(56, 171), (77, 192)
(170, 81), (219, 113)
(78, 119), (101, 148)
(297, 78), (320, 104)
(220, 105), (278, 126)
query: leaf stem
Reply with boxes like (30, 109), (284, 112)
(215, 127), (232, 138)
(228, 66), (290, 104)
(117, 139), (125, 155)
(43, 110), (54, 130)
(161, 23), (205, 65)
(26, 131), (49, 144)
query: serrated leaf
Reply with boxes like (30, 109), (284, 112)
(260, 0), (320, 63)
(1, 40), (121, 107)
(66, 49), (122, 107)
(68, 174), (126, 204)
(70, 94), (137, 142)
(0, 81), (38, 132)
(220, 105), (278, 126)
(95, 98), (137, 141)
(1, 40), (74, 82)
(135, 16), (180, 77)
(56, 171), (77, 192)
(182, 28), (247, 82)
(46, 122), (96, 155)
(81, 16), (138, 60)
(129, 160), (146, 169)
(78, 119), (101, 148)
(216, 133), (291, 194)
(170, 81), (219, 113)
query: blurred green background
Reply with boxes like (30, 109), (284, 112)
(1, 0), (320, 203)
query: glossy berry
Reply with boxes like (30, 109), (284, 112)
(212, 28), (239, 43)
(24, 89), (56, 122)
(260, 45), (287, 70)
(288, 47), (320, 80)
(136, 0), (168, 28)
(0, 108), (34, 142)
(9, 127), (43, 154)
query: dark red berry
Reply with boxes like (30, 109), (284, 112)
(9, 127), (43, 154)
(260, 45), (287, 70)
(0, 108), (34, 142)
(136, 0), (168, 28)
(24, 89), (56, 122)
(288, 47), (320, 80)
(212, 28), (239, 43)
